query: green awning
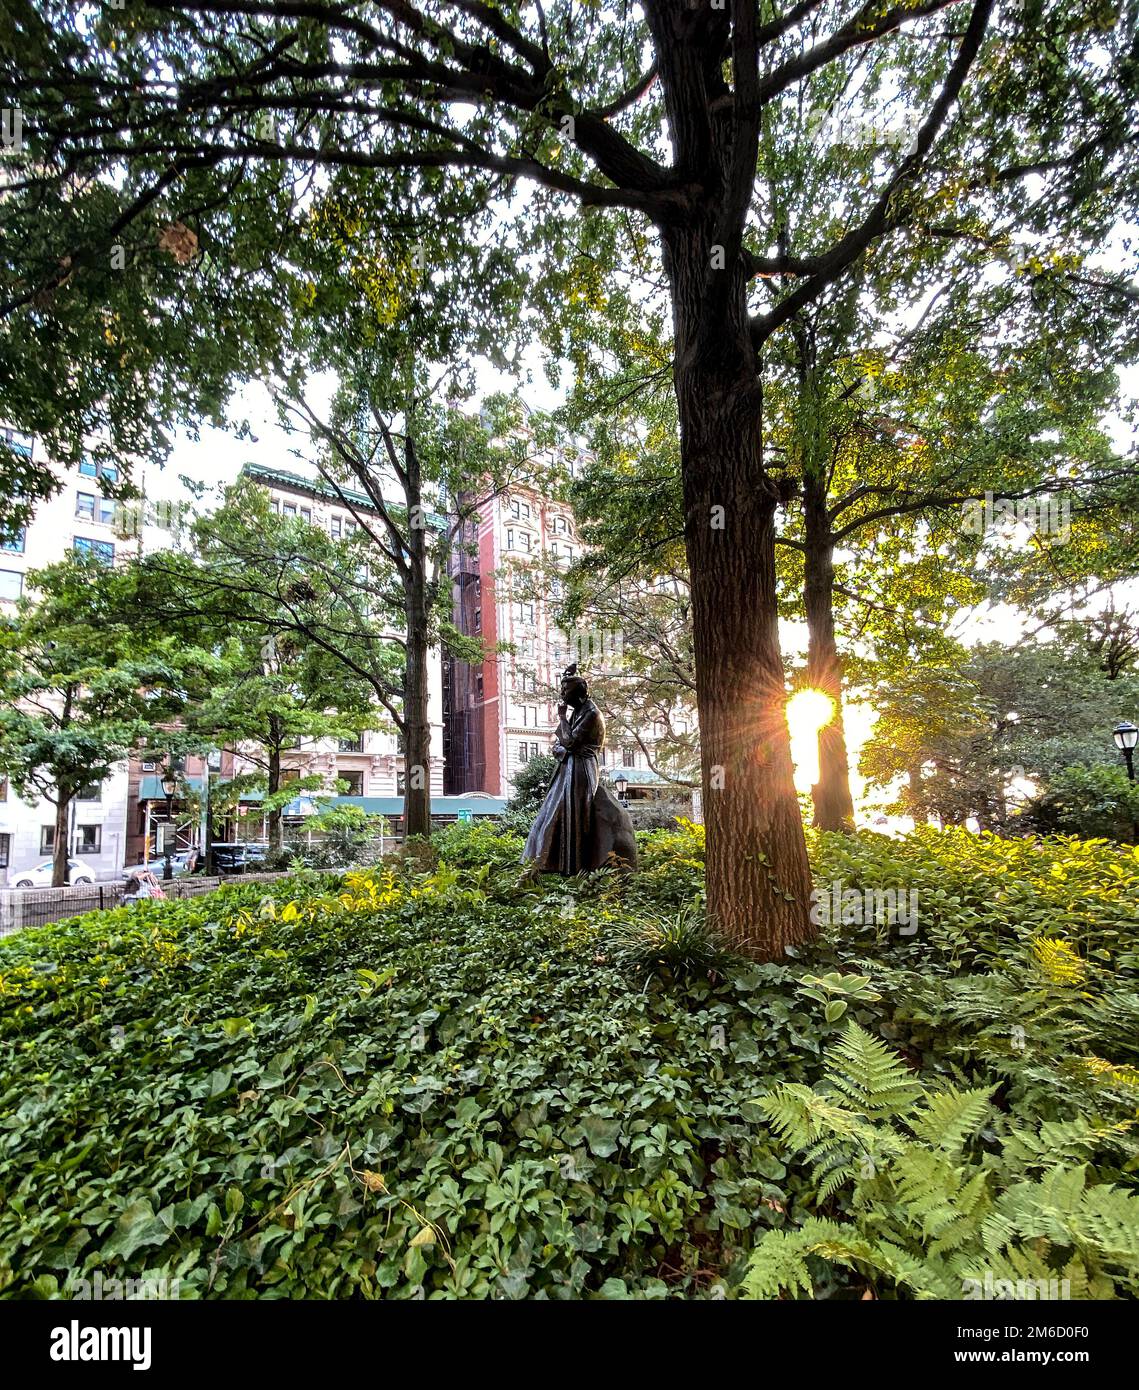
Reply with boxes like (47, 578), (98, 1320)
(603, 767), (681, 787)
(326, 795), (507, 816)
(138, 775), (263, 802)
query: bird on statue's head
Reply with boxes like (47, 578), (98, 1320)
(559, 662), (588, 712)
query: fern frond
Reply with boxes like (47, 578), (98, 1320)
(743, 1219), (936, 1300)
(1000, 1116), (1135, 1170)
(907, 1085), (992, 1153)
(825, 1022), (925, 1119)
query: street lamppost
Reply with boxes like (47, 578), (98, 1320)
(1113, 721), (1138, 783)
(614, 772), (629, 806)
(160, 766), (178, 880)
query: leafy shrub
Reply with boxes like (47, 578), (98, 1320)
(294, 805), (388, 869)
(623, 798), (696, 832)
(501, 754), (559, 834)
(0, 826), (1135, 1299)
(1019, 763), (1139, 843)
(430, 820), (525, 871)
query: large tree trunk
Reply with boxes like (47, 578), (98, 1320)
(402, 434), (432, 840)
(803, 470), (856, 832)
(52, 790), (71, 887)
(665, 240), (814, 959)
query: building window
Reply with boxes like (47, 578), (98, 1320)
(282, 501), (297, 517)
(340, 770), (364, 796)
(76, 780), (101, 802)
(0, 832), (8, 869)
(2, 428), (32, 456)
(519, 531), (531, 553)
(79, 457), (118, 482)
(473, 606), (481, 632)
(76, 824), (102, 854)
(73, 537), (115, 565)
(330, 515), (342, 539)
(207, 749), (223, 771)
(300, 507), (311, 523)
(622, 748), (636, 768)
(513, 601), (534, 624)
(40, 825), (55, 854)
(506, 527), (514, 550)
(1, 527), (25, 553)
(476, 673), (484, 698)
(338, 735), (364, 753)
(77, 495), (116, 525)
(396, 770), (406, 796)
(0, 570), (22, 602)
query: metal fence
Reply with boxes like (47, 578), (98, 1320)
(0, 871), (293, 937)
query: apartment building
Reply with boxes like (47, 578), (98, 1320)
(0, 429), (179, 882)
(444, 468), (672, 800)
(237, 463), (447, 803)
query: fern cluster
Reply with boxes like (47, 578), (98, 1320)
(745, 1023), (1139, 1301)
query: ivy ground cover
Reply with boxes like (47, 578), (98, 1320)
(1, 823), (1136, 1299)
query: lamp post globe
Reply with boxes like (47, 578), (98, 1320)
(1113, 722), (1138, 783)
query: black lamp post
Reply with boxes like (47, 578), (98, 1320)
(1113, 721), (1138, 783)
(614, 772), (629, 805)
(160, 766), (178, 880)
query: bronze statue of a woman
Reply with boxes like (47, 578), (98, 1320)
(522, 664), (637, 874)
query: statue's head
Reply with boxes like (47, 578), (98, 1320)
(560, 662), (587, 707)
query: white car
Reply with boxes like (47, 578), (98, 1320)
(11, 858), (96, 888)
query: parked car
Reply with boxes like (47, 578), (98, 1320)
(11, 858), (97, 888)
(211, 843), (269, 874)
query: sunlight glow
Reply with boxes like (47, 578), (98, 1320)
(786, 689), (836, 792)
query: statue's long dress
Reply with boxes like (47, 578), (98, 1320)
(523, 699), (605, 874)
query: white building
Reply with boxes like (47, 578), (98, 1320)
(238, 463), (446, 802)
(0, 430), (177, 882)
